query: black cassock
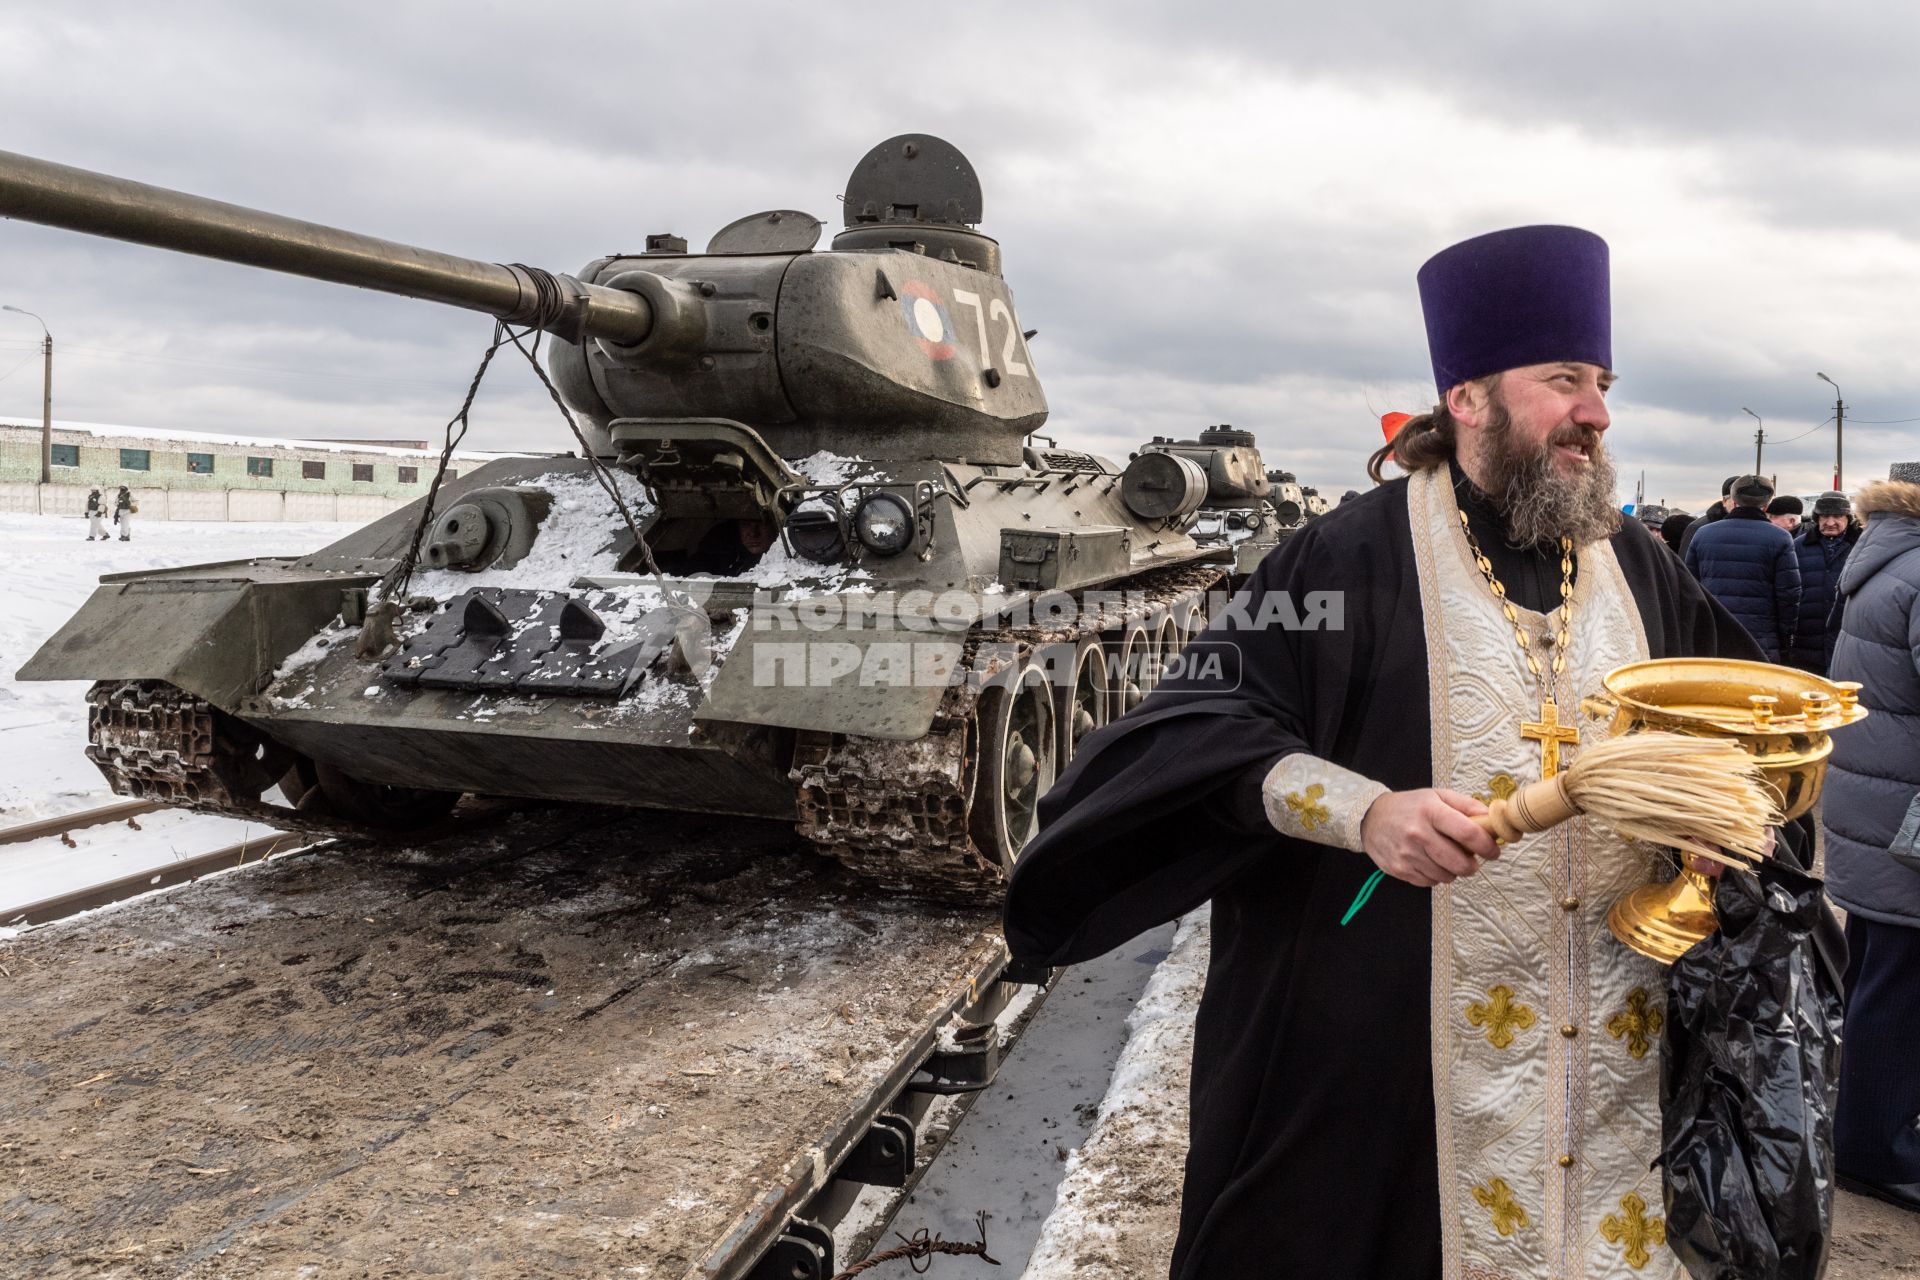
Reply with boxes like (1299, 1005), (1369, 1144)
(1003, 470), (1790, 1279)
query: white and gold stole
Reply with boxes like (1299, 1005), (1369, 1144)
(1408, 465), (1679, 1280)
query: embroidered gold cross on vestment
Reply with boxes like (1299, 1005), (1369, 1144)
(1520, 698), (1580, 779)
(1284, 784), (1330, 830)
(1600, 1193), (1667, 1270)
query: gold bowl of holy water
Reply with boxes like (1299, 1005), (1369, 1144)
(1583, 658), (1867, 962)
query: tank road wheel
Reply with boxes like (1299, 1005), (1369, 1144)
(1047, 636), (1110, 765)
(1106, 620), (1152, 720)
(1188, 587), (1215, 633)
(1161, 594), (1205, 683)
(970, 658), (1058, 873)
(1143, 611), (1181, 694)
(313, 763), (461, 832)
(1173, 592), (1205, 649)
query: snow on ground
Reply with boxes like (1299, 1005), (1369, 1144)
(1022, 909), (1206, 1278)
(885, 920), (1179, 1276)
(0, 511), (357, 917)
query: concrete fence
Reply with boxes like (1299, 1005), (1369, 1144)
(0, 482), (409, 523)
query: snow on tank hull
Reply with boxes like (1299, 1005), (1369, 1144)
(26, 448), (1238, 892)
(22, 459), (739, 817)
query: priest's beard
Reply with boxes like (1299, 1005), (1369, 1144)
(1475, 404), (1621, 548)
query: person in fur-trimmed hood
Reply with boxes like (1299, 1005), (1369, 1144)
(1823, 461), (1920, 1214)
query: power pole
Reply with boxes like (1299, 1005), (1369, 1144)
(39, 330), (52, 485)
(1742, 407), (1764, 475)
(2, 305), (52, 484)
(1834, 396), (1844, 490)
(1817, 373), (1844, 490)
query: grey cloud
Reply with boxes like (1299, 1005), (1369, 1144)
(1077, 1), (1920, 150)
(1691, 139), (1920, 243)
(3, 1), (1918, 508)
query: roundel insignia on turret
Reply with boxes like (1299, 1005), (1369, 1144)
(898, 281), (957, 360)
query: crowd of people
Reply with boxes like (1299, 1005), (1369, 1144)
(1637, 460), (1920, 1220)
(1632, 473), (1861, 673)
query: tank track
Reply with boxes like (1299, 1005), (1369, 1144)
(83, 681), (371, 841)
(791, 564), (1226, 898)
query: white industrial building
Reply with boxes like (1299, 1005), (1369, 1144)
(0, 418), (501, 522)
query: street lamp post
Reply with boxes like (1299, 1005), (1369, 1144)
(1, 304), (52, 486)
(1816, 371), (1844, 490)
(1741, 407), (1765, 474)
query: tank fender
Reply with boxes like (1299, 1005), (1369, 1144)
(698, 595), (979, 741)
(17, 573), (375, 710)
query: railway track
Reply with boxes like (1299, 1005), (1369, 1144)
(0, 803), (1048, 1280)
(0, 797), (532, 928)
(0, 798), (163, 846)
(1, 828), (313, 928)
(1, 797), (310, 929)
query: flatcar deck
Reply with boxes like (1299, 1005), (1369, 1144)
(0, 807), (1021, 1279)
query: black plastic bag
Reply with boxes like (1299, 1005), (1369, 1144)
(1659, 859), (1847, 1280)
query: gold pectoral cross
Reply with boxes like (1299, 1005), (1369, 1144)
(1520, 699), (1580, 779)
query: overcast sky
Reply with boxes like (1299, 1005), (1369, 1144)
(2, 1), (1917, 511)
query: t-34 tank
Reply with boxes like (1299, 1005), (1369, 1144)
(7, 135), (1277, 893)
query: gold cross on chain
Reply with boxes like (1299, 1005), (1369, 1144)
(1520, 699), (1580, 779)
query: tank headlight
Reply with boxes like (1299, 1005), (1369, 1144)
(854, 492), (916, 556)
(1244, 511), (1263, 532)
(786, 508), (846, 563)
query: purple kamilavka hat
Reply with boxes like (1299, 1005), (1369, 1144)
(1417, 225), (1611, 396)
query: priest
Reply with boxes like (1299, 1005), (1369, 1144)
(1004, 225), (1794, 1279)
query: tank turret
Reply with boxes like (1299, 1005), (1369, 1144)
(0, 136), (1044, 468)
(1264, 467), (1311, 529)
(1129, 427), (1283, 573)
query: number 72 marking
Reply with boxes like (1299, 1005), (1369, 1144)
(950, 290), (1032, 378)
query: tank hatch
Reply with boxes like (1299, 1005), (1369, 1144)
(706, 210), (824, 255)
(833, 134), (1000, 276)
(842, 134), (982, 226)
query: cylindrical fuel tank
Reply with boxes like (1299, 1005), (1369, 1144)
(1121, 452), (1208, 520)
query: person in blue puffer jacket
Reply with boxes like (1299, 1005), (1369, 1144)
(1787, 491), (1861, 674)
(1822, 462), (1920, 1214)
(1684, 473), (1802, 660)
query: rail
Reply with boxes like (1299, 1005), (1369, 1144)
(2, 829), (313, 927)
(0, 798), (163, 847)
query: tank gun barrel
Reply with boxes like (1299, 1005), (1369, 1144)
(0, 148), (653, 345)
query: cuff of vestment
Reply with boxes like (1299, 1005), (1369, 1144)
(1260, 755), (1388, 853)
